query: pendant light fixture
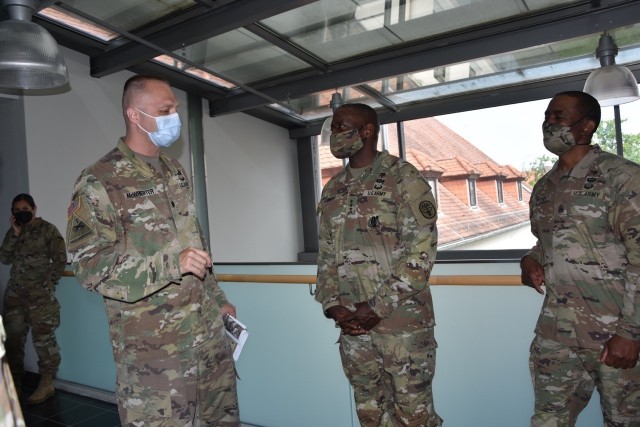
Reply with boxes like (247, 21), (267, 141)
(0, 0), (69, 89)
(583, 32), (639, 156)
(583, 32), (639, 106)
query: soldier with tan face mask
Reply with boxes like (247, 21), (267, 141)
(316, 103), (441, 427)
(522, 90), (640, 426)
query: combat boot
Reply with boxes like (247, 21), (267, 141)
(26, 373), (55, 405)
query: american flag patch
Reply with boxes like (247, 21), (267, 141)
(67, 199), (79, 220)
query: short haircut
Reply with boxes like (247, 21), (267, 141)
(122, 74), (170, 112)
(337, 103), (380, 137)
(12, 193), (35, 209)
(556, 90), (601, 131)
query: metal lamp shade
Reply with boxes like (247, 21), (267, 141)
(584, 64), (640, 107)
(0, 19), (68, 89)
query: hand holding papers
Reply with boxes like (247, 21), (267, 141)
(223, 314), (249, 362)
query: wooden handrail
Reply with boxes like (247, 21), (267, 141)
(62, 270), (522, 286)
(216, 274), (521, 286)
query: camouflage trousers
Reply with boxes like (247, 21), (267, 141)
(2, 284), (61, 377)
(529, 336), (640, 427)
(339, 328), (442, 427)
(115, 333), (239, 427)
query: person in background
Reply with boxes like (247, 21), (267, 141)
(0, 193), (66, 405)
(315, 103), (441, 426)
(521, 90), (640, 426)
(66, 74), (239, 426)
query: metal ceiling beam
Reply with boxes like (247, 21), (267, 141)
(355, 85), (398, 112)
(287, 65), (640, 139)
(211, 0), (639, 116)
(245, 23), (329, 72)
(90, 0), (317, 78)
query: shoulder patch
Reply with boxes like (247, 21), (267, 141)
(66, 196), (96, 249)
(419, 200), (437, 219)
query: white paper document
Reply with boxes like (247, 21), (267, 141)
(223, 314), (249, 362)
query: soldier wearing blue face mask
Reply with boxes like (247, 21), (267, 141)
(66, 75), (239, 427)
(0, 193), (66, 405)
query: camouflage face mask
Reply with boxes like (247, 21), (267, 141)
(329, 128), (364, 159)
(542, 122), (575, 155)
(542, 117), (586, 156)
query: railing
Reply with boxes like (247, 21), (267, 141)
(62, 271), (522, 286)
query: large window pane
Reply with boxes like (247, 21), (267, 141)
(317, 96), (640, 251)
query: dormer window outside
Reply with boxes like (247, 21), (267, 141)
(517, 181), (523, 202)
(497, 179), (504, 204)
(427, 177), (438, 206)
(468, 178), (477, 207)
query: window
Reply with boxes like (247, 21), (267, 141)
(517, 181), (523, 202)
(312, 95), (640, 253)
(427, 177), (438, 207)
(468, 178), (477, 208)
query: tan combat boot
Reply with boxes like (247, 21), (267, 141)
(26, 373), (55, 405)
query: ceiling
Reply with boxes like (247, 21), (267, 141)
(4, 0), (640, 138)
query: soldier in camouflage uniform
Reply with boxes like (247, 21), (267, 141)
(522, 91), (640, 426)
(316, 103), (441, 427)
(66, 75), (239, 426)
(0, 193), (66, 405)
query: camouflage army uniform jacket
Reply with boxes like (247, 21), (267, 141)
(0, 217), (66, 292)
(67, 139), (230, 364)
(527, 144), (640, 349)
(316, 151), (438, 334)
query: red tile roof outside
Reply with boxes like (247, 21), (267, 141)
(318, 117), (532, 247)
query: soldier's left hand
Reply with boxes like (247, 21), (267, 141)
(353, 301), (381, 331)
(220, 303), (236, 318)
(600, 334), (640, 369)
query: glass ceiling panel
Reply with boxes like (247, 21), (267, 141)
(51, 0), (196, 33)
(175, 28), (312, 84)
(269, 87), (382, 121)
(152, 56), (237, 89)
(364, 24), (640, 106)
(261, 0), (578, 63)
(37, 6), (119, 42)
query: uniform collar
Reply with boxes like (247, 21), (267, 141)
(549, 144), (600, 181)
(341, 150), (389, 181)
(116, 138), (178, 178)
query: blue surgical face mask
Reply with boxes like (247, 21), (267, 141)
(136, 108), (182, 147)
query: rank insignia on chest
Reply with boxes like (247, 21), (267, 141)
(368, 215), (380, 229)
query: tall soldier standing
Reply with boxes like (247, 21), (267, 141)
(522, 91), (640, 425)
(66, 75), (239, 426)
(316, 103), (441, 426)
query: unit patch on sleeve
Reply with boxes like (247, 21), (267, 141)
(66, 195), (96, 249)
(419, 200), (436, 219)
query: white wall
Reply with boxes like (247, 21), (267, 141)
(202, 107), (304, 262)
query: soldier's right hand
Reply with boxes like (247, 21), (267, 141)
(521, 255), (545, 295)
(326, 305), (368, 336)
(179, 247), (212, 279)
(9, 214), (20, 236)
